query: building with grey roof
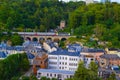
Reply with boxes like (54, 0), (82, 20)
(99, 54), (120, 68)
(37, 69), (74, 80)
(48, 49), (83, 71)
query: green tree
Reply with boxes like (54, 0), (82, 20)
(88, 61), (100, 80)
(74, 61), (89, 80)
(51, 78), (57, 80)
(22, 76), (30, 80)
(10, 33), (24, 46)
(59, 41), (65, 49)
(0, 53), (30, 80)
(41, 76), (47, 80)
(107, 73), (116, 80)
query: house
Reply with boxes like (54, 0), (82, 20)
(81, 48), (104, 61)
(23, 41), (41, 48)
(43, 42), (57, 53)
(24, 44), (42, 55)
(105, 48), (118, 54)
(33, 52), (48, 74)
(36, 69), (74, 80)
(48, 50), (83, 71)
(99, 54), (120, 68)
(98, 68), (113, 79)
(67, 43), (82, 52)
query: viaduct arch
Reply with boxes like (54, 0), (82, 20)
(16, 32), (74, 42)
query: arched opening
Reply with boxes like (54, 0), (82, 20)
(54, 38), (60, 42)
(26, 37), (31, 41)
(47, 38), (52, 41)
(39, 37), (45, 41)
(39, 37), (45, 43)
(61, 38), (67, 41)
(32, 37), (38, 42)
(21, 37), (24, 41)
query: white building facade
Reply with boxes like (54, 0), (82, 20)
(48, 50), (83, 71)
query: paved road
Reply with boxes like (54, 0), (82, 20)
(24, 67), (33, 77)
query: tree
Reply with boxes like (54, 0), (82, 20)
(29, 74), (37, 80)
(93, 24), (106, 37)
(41, 76), (48, 80)
(107, 73), (116, 80)
(59, 41), (65, 49)
(66, 61), (101, 80)
(0, 53), (30, 80)
(51, 78), (57, 80)
(10, 33), (24, 46)
(88, 61), (100, 80)
(22, 76), (30, 80)
(6, 17), (14, 29)
(74, 61), (89, 80)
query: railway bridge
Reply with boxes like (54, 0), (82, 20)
(16, 32), (72, 42)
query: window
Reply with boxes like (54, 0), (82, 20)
(49, 57), (57, 59)
(65, 62), (67, 65)
(91, 58), (93, 61)
(50, 74), (52, 77)
(47, 73), (49, 76)
(49, 62), (57, 64)
(74, 58), (75, 61)
(76, 58), (77, 61)
(38, 73), (41, 75)
(65, 57), (67, 60)
(54, 74), (56, 77)
(67, 75), (68, 78)
(70, 75), (73, 78)
(69, 58), (71, 60)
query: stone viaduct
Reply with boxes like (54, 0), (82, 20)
(16, 32), (73, 42)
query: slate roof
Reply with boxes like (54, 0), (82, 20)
(14, 46), (24, 51)
(37, 69), (75, 74)
(6, 46), (15, 50)
(23, 41), (41, 47)
(100, 54), (120, 59)
(0, 42), (7, 48)
(82, 48), (104, 53)
(67, 43), (82, 52)
(0, 52), (7, 58)
(49, 50), (80, 56)
(26, 53), (35, 59)
(112, 66), (119, 71)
